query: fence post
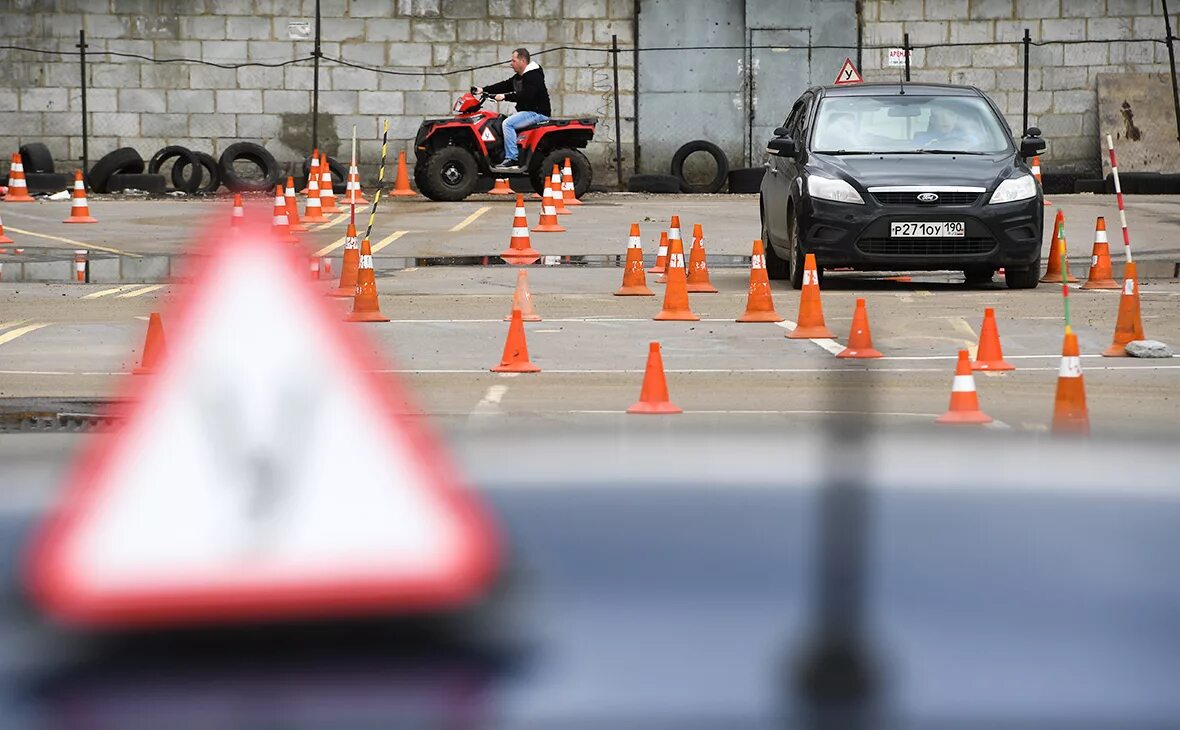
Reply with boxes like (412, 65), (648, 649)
(1162, 0), (1180, 146)
(1022, 28), (1030, 135)
(311, 0), (322, 154)
(903, 32), (911, 82)
(77, 29), (89, 179)
(612, 35), (624, 189)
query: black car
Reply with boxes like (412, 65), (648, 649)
(759, 83), (1047, 289)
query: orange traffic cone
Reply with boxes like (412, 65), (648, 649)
(133, 312), (166, 375)
(344, 157), (368, 205)
(302, 168), (327, 222)
(63, 170), (97, 223)
(653, 231), (699, 321)
(271, 185), (296, 242)
(284, 176), (308, 232)
(935, 350), (993, 425)
(549, 164), (570, 215)
(615, 223), (654, 296)
(1032, 155), (1050, 206)
(836, 298), (882, 358)
(971, 307), (1014, 371)
(504, 269), (541, 321)
(736, 239), (783, 322)
(73, 249), (87, 282)
(533, 177), (565, 232)
(1102, 260), (1146, 356)
(627, 342), (682, 414)
(391, 150), (416, 197)
(1081, 216), (1118, 290)
(489, 178), (513, 195)
(4, 153), (34, 202)
(685, 223), (717, 293)
(501, 193), (542, 264)
(1041, 210), (1077, 283)
(319, 152), (339, 213)
(0, 212), (13, 244)
(647, 230), (668, 274)
(787, 253), (834, 339)
(492, 307), (540, 372)
(310, 256), (321, 281)
(561, 157), (582, 206)
(230, 193), (244, 227)
(329, 221), (360, 298)
(345, 237), (389, 322)
(1052, 327), (1090, 435)
(300, 150), (318, 194)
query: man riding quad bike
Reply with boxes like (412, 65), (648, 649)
(412, 49), (596, 201)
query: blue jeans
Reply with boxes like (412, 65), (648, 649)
(502, 111), (548, 162)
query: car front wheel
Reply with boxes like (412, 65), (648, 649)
(1004, 257), (1041, 289)
(786, 206), (820, 290)
(762, 216), (790, 280)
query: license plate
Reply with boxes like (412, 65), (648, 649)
(890, 221), (965, 238)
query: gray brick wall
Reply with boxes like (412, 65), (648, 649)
(0, 0), (635, 185)
(862, 0), (1177, 176)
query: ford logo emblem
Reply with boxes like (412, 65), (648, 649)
(917, 192), (939, 202)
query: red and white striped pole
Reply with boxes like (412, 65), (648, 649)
(1106, 134), (1134, 264)
(73, 250), (88, 282)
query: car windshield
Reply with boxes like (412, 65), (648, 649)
(811, 95), (1012, 154)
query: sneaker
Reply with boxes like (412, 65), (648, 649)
(494, 158), (520, 169)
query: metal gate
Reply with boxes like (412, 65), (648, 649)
(747, 27), (812, 166)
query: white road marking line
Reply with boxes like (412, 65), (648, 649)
(572, 409), (941, 418)
(0, 322), (49, 346)
(449, 206), (492, 231)
(4, 226), (138, 257)
(116, 284), (164, 298)
(776, 319), (845, 355)
(0, 319), (29, 331)
(370, 230), (409, 253)
(469, 383), (509, 418)
(81, 285), (138, 299)
(311, 212), (350, 231)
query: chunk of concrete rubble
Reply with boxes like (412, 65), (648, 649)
(1126, 340), (1174, 358)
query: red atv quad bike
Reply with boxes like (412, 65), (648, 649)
(413, 88), (596, 202)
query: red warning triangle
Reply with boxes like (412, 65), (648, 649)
(834, 58), (863, 85)
(25, 219), (500, 629)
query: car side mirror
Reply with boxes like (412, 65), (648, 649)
(773, 126), (789, 137)
(1020, 134), (1046, 158)
(767, 136), (796, 157)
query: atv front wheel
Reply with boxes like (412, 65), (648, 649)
(418, 146), (479, 201)
(530, 148), (592, 198)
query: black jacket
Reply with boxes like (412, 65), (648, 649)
(484, 62), (551, 117)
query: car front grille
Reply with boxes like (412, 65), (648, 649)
(871, 192), (981, 206)
(856, 237), (997, 257)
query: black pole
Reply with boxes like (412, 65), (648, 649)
(77, 29), (89, 179)
(311, 0), (321, 154)
(611, 34), (624, 190)
(1022, 28), (1030, 135)
(632, 0), (640, 174)
(903, 32), (910, 82)
(1162, 0), (1180, 146)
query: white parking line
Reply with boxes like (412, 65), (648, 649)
(116, 285), (164, 298)
(775, 319), (845, 355)
(82, 285), (138, 299)
(469, 383), (509, 418)
(0, 323), (49, 347)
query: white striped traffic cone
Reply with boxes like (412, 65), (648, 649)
(63, 170), (97, 223)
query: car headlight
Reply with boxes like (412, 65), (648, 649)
(988, 174), (1037, 204)
(807, 175), (864, 205)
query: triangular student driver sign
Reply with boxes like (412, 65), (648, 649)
(834, 58), (863, 85)
(25, 220), (500, 628)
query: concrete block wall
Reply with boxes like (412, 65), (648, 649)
(0, 0), (635, 186)
(860, 0), (1176, 176)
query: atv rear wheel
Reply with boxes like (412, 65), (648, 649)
(418, 146), (479, 201)
(530, 148), (592, 198)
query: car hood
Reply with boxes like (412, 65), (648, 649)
(810, 153), (1018, 191)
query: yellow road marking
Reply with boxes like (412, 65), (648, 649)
(312, 212), (350, 231)
(371, 230), (408, 252)
(315, 235), (349, 257)
(82, 285), (138, 299)
(449, 206), (491, 231)
(5, 227), (138, 257)
(117, 285), (164, 298)
(0, 319), (29, 331)
(0, 322), (49, 346)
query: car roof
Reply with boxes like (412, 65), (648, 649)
(813, 82), (984, 97)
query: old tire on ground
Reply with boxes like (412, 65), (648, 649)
(671, 140), (729, 194)
(302, 155), (348, 194)
(218, 142), (282, 193)
(626, 173), (681, 194)
(108, 173), (167, 195)
(173, 151), (221, 194)
(19, 143), (54, 173)
(727, 166), (766, 194)
(148, 146), (201, 193)
(530, 148), (592, 198)
(417, 147), (479, 201)
(89, 147), (145, 194)
(23, 172), (71, 194)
